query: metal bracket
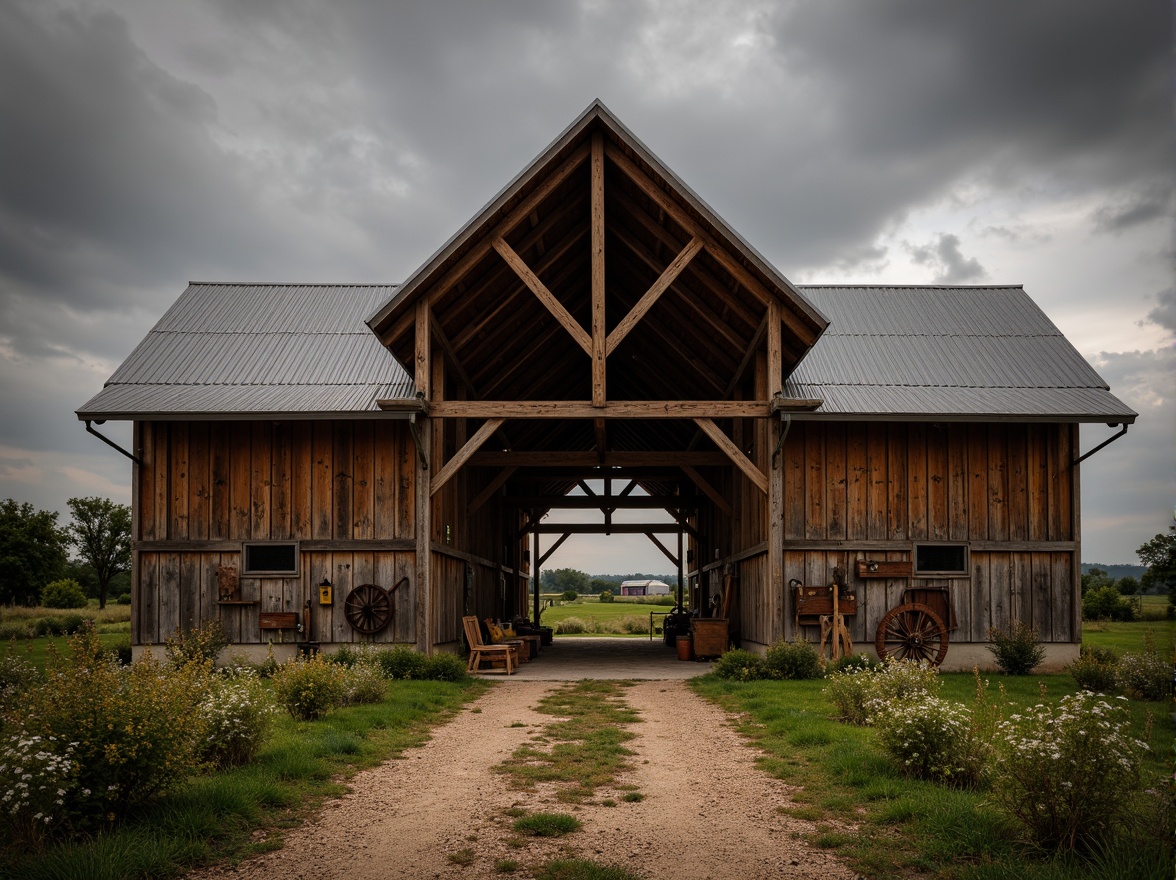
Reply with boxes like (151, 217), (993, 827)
(407, 414), (430, 470)
(771, 412), (793, 466)
(85, 420), (142, 465)
(1074, 422), (1129, 466)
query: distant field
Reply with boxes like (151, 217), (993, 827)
(539, 595), (680, 637)
(1083, 619), (1174, 655)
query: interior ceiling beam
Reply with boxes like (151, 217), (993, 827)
(606, 236), (703, 357)
(492, 236), (592, 355)
(429, 418), (504, 497)
(693, 417), (768, 495)
(469, 451), (730, 467)
(427, 400), (820, 419)
(504, 495), (700, 509)
(645, 532), (680, 567)
(605, 143), (819, 346)
(680, 464), (733, 517)
(532, 523), (686, 535)
(467, 466), (516, 514)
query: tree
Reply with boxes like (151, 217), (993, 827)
(589, 577), (615, 595)
(542, 568), (591, 595)
(1137, 527), (1176, 608)
(0, 499), (68, 605)
(66, 496), (132, 610)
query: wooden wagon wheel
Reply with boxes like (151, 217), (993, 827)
(344, 583), (393, 635)
(875, 602), (949, 665)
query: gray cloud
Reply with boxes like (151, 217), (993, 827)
(1146, 287), (1176, 335)
(907, 234), (987, 284)
(0, 0), (1170, 563)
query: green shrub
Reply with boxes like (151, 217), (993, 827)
(164, 619), (229, 667)
(825, 658), (940, 725)
(105, 634), (132, 666)
(870, 695), (987, 787)
(1116, 635), (1168, 701)
(271, 654), (347, 721)
(1067, 646), (1119, 693)
(561, 590), (579, 602)
(986, 620), (1045, 675)
(421, 652), (469, 682)
(7, 627), (209, 835)
(0, 620), (32, 640)
(555, 616), (590, 634)
(598, 590), (614, 603)
(340, 661), (387, 705)
(35, 616), (65, 637)
(618, 615), (650, 635)
(0, 648), (40, 714)
(713, 648), (767, 681)
(60, 613), (87, 635)
(197, 668), (276, 767)
(989, 691), (1147, 849)
(40, 578), (88, 609)
(373, 646), (427, 680)
(763, 638), (824, 680)
(116, 593), (132, 605)
(1082, 585), (1136, 621)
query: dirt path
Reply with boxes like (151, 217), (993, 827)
(194, 680), (857, 880)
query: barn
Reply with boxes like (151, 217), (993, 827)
(77, 102), (1135, 670)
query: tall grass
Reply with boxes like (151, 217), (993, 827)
(692, 671), (1172, 880)
(1, 680), (488, 880)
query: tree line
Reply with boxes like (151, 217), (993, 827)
(538, 568), (676, 595)
(0, 496), (131, 608)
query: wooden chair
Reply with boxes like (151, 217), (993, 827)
(462, 616), (517, 675)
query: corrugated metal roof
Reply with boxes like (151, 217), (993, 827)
(78, 282), (1136, 423)
(790, 286), (1136, 422)
(77, 284), (414, 420)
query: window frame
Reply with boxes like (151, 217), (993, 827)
(912, 542), (970, 578)
(241, 542), (300, 577)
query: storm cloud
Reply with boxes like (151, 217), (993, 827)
(0, 0), (1170, 564)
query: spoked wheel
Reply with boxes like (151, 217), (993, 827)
(344, 583), (393, 635)
(875, 602), (949, 665)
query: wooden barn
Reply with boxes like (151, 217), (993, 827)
(77, 102), (1135, 670)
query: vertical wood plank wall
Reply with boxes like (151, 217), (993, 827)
(135, 420), (418, 646)
(694, 420), (1079, 649)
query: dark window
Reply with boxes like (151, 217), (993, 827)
(243, 543), (298, 574)
(915, 544), (968, 575)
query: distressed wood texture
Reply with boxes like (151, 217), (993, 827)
(764, 421), (1078, 646)
(135, 420), (420, 646)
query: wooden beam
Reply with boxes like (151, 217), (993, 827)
(538, 533), (570, 566)
(645, 532), (679, 567)
(591, 132), (606, 407)
(504, 495), (701, 509)
(605, 143), (819, 344)
(430, 309), (476, 398)
(429, 400), (805, 419)
(468, 466), (516, 514)
(414, 299), (430, 397)
(414, 417), (432, 653)
(469, 451), (730, 467)
(680, 465), (733, 516)
(377, 396), (431, 415)
(767, 299), (783, 399)
(606, 236), (703, 356)
(693, 417), (768, 495)
(430, 418), (504, 497)
(533, 523), (687, 535)
(492, 236), (592, 355)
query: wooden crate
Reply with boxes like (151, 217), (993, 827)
(691, 618), (728, 658)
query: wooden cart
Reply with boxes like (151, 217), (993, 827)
(792, 579), (857, 661)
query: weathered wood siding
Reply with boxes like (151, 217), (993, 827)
(134, 420), (418, 646)
(695, 420), (1079, 648)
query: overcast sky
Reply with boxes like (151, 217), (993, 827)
(0, 0), (1171, 572)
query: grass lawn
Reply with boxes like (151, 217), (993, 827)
(1, 679), (489, 880)
(692, 670), (1172, 880)
(1082, 618), (1174, 655)
(539, 596), (679, 637)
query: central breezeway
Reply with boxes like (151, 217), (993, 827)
(489, 636), (714, 680)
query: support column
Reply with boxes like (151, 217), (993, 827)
(414, 301), (433, 654)
(769, 414), (786, 642)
